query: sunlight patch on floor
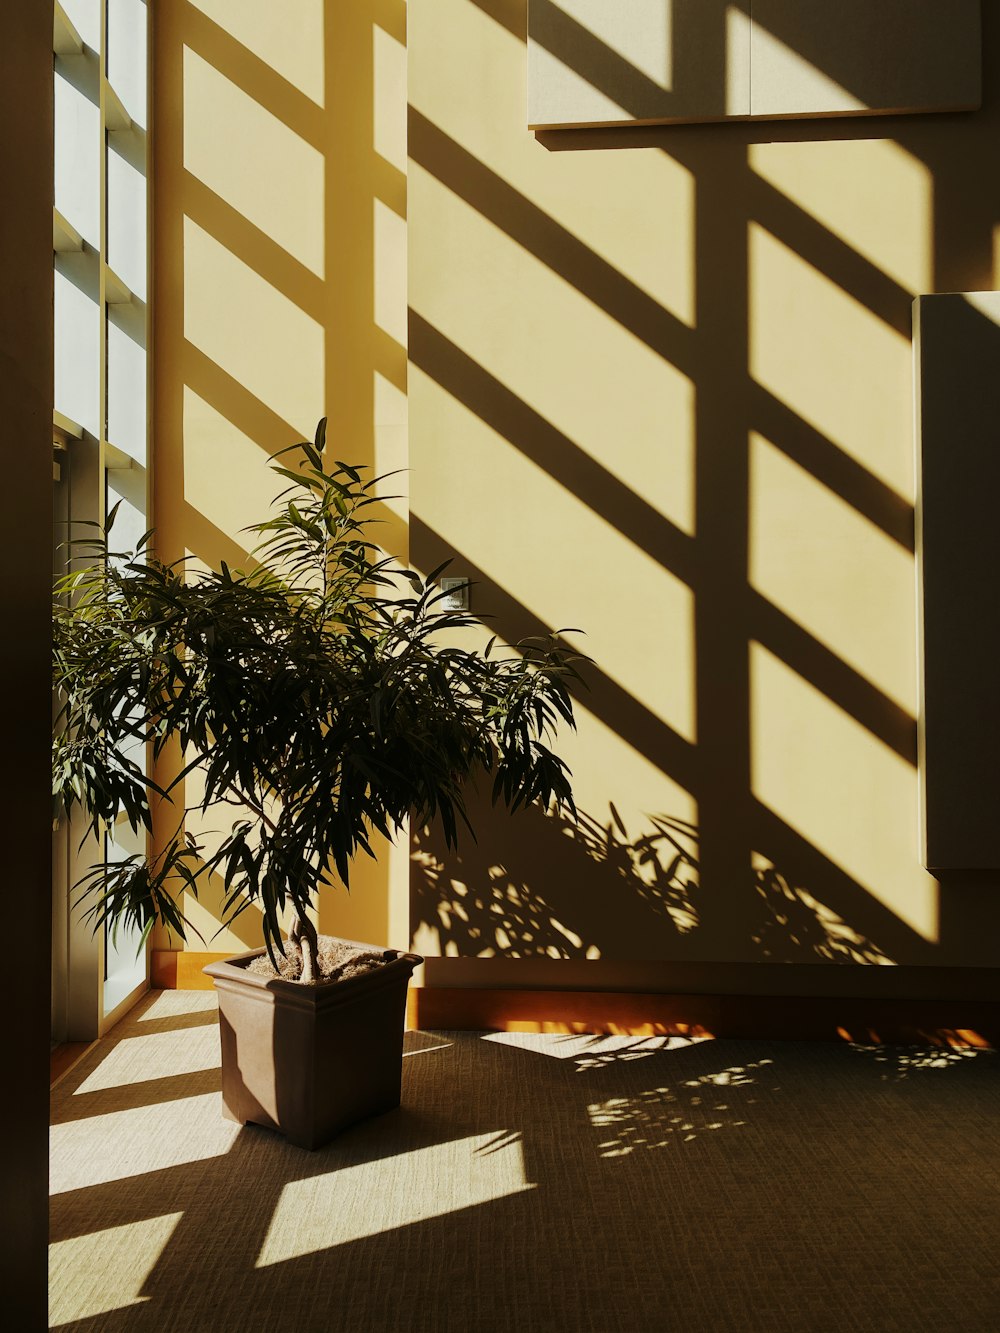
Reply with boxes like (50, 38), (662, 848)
(848, 1043), (995, 1081)
(74, 1027), (220, 1094)
(137, 990), (219, 1021)
(482, 1031), (709, 1070)
(256, 1132), (534, 1265)
(51, 1094), (240, 1193)
(588, 1059), (775, 1155)
(49, 1212), (183, 1326)
(402, 1032), (454, 1058)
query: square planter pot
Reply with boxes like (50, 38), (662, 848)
(203, 940), (422, 1150)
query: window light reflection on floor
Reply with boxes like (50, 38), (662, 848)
(136, 991), (220, 1021)
(847, 1042), (995, 1081)
(255, 1133), (534, 1266)
(482, 1031), (710, 1072)
(49, 1213), (184, 1326)
(72, 1027), (220, 1095)
(589, 1059), (775, 1157)
(50, 1095), (241, 1193)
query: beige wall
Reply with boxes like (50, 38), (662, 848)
(152, 0), (1000, 994)
(1, 4), (53, 1324)
(151, 0), (409, 953)
(409, 0), (1000, 991)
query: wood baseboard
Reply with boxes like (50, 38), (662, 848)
(50, 1042), (96, 1088)
(152, 950), (229, 990)
(408, 987), (1000, 1047)
(153, 951), (998, 1046)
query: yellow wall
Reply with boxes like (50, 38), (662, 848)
(151, 0), (409, 953)
(152, 0), (1000, 991)
(409, 0), (1000, 986)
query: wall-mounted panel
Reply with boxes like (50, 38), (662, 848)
(751, 0), (981, 120)
(915, 293), (1000, 870)
(528, 0), (980, 128)
(528, 0), (748, 127)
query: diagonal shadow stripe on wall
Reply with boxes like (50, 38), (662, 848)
(749, 384), (915, 552)
(408, 312), (696, 583)
(410, 513), (701, 795)
(411, 312), (915, 764)
(409, 109), (917, 552)
(751, 799), (940, 964)
(750, 592), (917, 765)
(409, 110), (697, 366)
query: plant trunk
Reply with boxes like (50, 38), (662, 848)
(289, 907), (319, 984)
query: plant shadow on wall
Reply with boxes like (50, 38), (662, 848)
(413, 795), (891, 964)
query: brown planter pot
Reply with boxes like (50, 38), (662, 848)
(203, 941), (422, 1150)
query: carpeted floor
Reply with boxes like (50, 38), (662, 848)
(50, 990), (1000, 1332)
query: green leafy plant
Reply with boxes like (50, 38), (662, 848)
(53, 420), (584, 982)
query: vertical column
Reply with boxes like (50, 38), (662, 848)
(318, 1), (410, 950)
(0, 3), (53, 1325)
(692, 138), (758, 951)
(914, 292), (1000, 869)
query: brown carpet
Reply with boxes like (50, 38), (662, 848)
(50, 990), (1000, 1331)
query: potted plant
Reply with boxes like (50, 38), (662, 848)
(52, 421), (583, 1148)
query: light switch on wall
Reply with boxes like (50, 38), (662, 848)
(439, 576), (471, 611)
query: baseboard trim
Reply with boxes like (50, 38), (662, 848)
(408, 987), (999, 1046)
(153, 951), (998, 1045)
(152, 950), (228, 990)
(50, 1041), (97, 1089)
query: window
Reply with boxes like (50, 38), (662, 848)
(52, 0), (151, 1037)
